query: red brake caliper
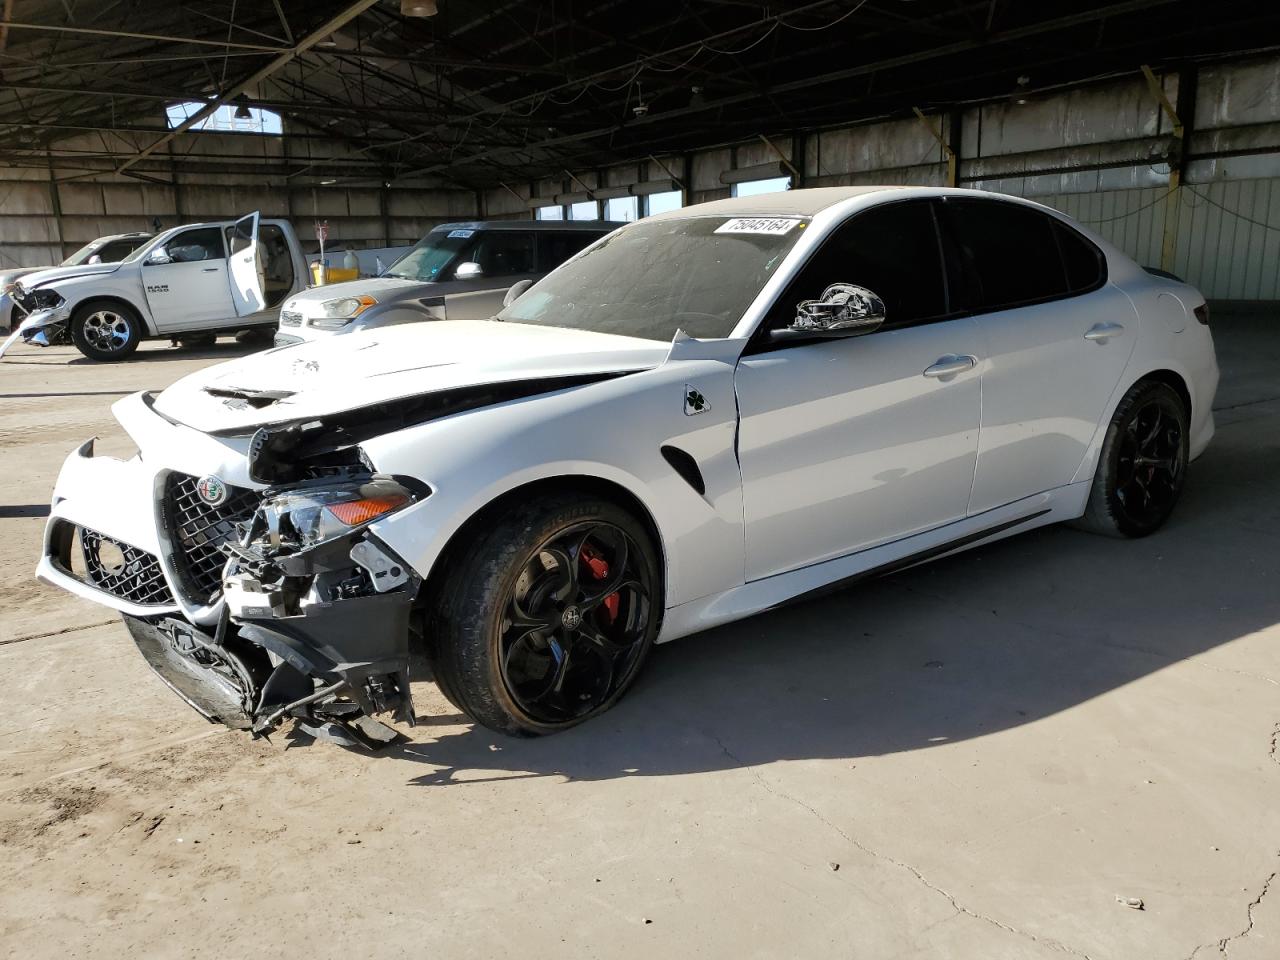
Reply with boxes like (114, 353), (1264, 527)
(580, 544), (620, 623)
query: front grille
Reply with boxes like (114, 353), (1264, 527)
(280, 309), (303, 327)
(163, 472), (260, 605)
(80, 527), (175, 606)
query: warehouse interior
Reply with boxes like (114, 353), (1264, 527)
(2, 3), (1279, 959)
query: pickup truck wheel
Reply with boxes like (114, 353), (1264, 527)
(431, 494), (662, 736)
(70, 300), (141, 361)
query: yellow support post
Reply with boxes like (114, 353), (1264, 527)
(912, 107), (957, 187)
(1142, 64), (1184, 274)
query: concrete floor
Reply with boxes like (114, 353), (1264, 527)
(0, 317), (1277, 960)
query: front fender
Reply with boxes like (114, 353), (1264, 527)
(362, 359), (747, 611)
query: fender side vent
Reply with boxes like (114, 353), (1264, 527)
(660, 445), (706, 496)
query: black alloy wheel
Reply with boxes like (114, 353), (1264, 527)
(1077, 380), (1190, 538)
(498, 521), (652, 724)
(430, 494), (662, 736)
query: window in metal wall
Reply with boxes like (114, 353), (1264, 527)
(644, 190), (683, 216)
(570, 200), (600, 221)
(605, 196), (639, 222)
(536, 206), (564, 221)
(732, 176), (791, 198)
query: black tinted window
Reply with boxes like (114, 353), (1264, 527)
(942, 200), (1067, 310)
(1054, 220), (1105, 292)
(538, 232), (599, 272)
(767, 200), (946, 331)
(471, 231), (535, 276)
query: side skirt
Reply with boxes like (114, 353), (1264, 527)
(656, 481), (1089, 643)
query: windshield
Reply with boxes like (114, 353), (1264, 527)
(384, 228), (475, 281)
(495, 215), (808, 341)
(61, 240), (103, 266)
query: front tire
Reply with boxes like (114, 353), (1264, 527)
(70, 300), (142, 361)
(1077, 380), (1189, 538)
(430, 494), (662, 736)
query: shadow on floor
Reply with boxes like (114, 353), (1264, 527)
(387, 404), (1280, 787)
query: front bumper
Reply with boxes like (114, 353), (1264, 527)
(0, 305), (69, 360)
(37, 393), (421, 747)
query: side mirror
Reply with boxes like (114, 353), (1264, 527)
(503, 278), (534, 307)
(87, 254), (103, 265)
(454, 261), (483, 280)
(785, 283), (885, 338)
(146, 248), (172, 266)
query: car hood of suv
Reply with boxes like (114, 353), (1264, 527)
(286, 275), (423, 307)
(153, 319), (670, 434)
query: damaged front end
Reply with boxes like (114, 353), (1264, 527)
(0, 298), (70, 360)
(127, 475), (424, 750)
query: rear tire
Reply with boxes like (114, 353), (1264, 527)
(430, 493), (662, 736)
(70, 299), (142, 362)
(1076, 380), (1189, 538)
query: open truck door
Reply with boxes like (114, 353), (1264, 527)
(228, 212), (267, 316)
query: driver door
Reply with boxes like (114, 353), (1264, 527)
(735, 199), (985, 581)
(227, 212), (267, 317)
(142, 226), (236, 330)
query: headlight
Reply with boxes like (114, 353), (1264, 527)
(2, 282), (17, 297)
(310, 294), (376, 330)
(261, 478), (415, 550)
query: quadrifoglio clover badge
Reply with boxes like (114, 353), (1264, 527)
(684, 385), (710, 416)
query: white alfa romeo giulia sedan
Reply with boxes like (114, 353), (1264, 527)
(37, 186), (1218, 747)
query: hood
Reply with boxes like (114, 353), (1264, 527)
(153, 319), (670, 433)
(19, 262), (123, 289)
(286, 276), (420, 307)
(0, 266), (46, 287)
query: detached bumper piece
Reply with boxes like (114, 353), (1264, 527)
(126, 532), (420, 751)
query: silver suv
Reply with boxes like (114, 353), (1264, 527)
(275, 220), (622, 346)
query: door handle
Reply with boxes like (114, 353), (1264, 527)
(201, 267), (219, 273)
(923, 354), (977, 379)
(1084, 322), (1124, 341)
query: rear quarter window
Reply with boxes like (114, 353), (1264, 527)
(1053, 220), (1107, 292)
(941, 199), (1069, 311)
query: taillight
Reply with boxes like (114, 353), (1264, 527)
(1193, 303), (1210, 326)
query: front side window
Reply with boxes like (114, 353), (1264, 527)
(160, 227), (225, 264)
(498, 215), (808, 342)
(940, 199), (1068, 311)
(470, 232), (535, 276)
(763, 200), (947, 334)
(382, 228), (475, 281)
(94, 240), (143, 262)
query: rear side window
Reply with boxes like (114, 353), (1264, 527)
(95, 240), (140, 262)
(1053, 220), (1106, 292)
(537, 231), (599, 272)
(941, 200), (1068, 311)
(765, 199), (948, 331)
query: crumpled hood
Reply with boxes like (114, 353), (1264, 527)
(0, 266), (45, 288)
(19, 263), (122, 289)
(153, 319), (670, 433)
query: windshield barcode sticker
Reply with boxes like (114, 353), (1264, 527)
(447, 229), (475, 238)
(715, 218), (801, 235)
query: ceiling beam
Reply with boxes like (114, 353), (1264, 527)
(0, 20), (287, 52)
(114, 0), (382, 174)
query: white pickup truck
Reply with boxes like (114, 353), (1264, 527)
(1, 212), (307, 362)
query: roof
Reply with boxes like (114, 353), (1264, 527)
(650, 186), (908, 220)
(430, 220), (628, 233)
